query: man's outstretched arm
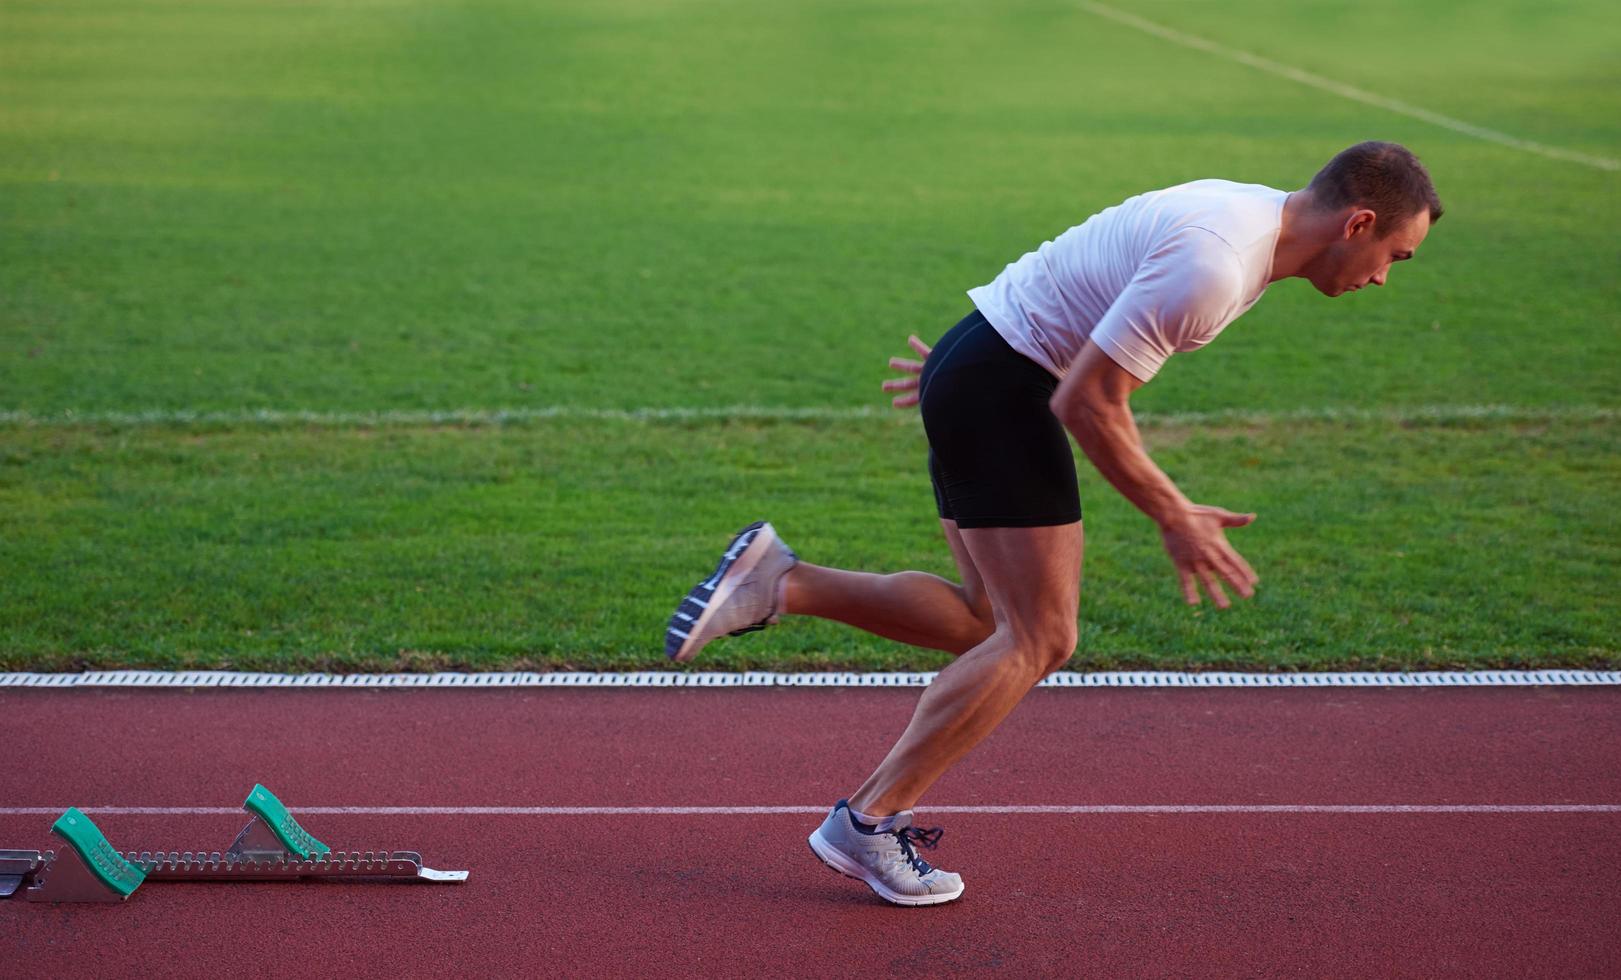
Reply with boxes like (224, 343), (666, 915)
(1048, 340), (1259, 608)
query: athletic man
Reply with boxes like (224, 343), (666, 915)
(665, 141), (1442, 906)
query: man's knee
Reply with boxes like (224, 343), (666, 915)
(1005, 616), (1077, 675)
(1038, 623), (1078, 675)
(1041, 637), (1077, 676)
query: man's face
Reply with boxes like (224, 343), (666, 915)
(1312, 208), (1431, 297)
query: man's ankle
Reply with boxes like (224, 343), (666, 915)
(776, 566), (793, 615)
(846, 802), (899, 834)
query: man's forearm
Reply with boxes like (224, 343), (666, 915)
(1056, 401), (1189, 527)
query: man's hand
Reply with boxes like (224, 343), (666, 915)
(880, 335), (932, 408)
(1159, 505), (1259, 608)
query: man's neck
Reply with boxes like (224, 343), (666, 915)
(1269, 189), (1330, 284)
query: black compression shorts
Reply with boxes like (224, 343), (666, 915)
(919, 309), (1083, 529)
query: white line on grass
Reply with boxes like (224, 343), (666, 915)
(0, 805), (1616, 816)
(0, 406), (883, 426)
(3, 670), (1619, 688)
(0, 404), (1614, 429)
(1077, 1), (1621, 173)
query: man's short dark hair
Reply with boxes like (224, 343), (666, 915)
(1307, 141), (1443, 236)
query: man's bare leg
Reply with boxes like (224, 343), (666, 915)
(847, 521), (1083, 816)
(780, 520), (994, 655)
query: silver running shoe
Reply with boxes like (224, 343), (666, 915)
(665, 521), (799, 662)
(807, 799), (965, 907)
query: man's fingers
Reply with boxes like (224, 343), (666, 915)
(908, 335), (932, 359)
(1197, 568), (1231, 609)
(1232, 550), (1259, 590)
(1217, 509), (1257, 528)
(1178, 568), (1200, 605)
(885, 347), (924, 408)
(1214, 548), (1256, 597)
(1219, 561), (1255, 598)
(1219, 539), (1259, 590)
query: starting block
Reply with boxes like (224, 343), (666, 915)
(0, 784), (468, 903)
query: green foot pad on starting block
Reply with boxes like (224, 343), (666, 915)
(50, 808), (145, 898)
(243, 784), (329, 860)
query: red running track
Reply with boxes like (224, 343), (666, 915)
(1, 686), (1618, 978)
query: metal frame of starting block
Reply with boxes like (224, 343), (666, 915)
(1, 784), (468, 903)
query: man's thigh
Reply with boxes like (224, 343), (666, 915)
(958, 522), (1084, 631)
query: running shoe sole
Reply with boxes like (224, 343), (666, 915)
(665, 521), (778, 662)
(806, 829), (965, 907)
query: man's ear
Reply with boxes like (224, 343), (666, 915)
(1343, 208), (1377, 239)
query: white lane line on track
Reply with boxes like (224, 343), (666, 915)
(0, 404), (1616, 428)
(1076, 1), (1621, 173)
(2, 805), (1618, 816)
(5, 670), (1619, 688)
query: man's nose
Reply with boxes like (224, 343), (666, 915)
(1371, 269), (1388, 287)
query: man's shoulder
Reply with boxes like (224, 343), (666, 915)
(1154, 228), (1248, 314)
(1143, 180), (1285, 283)
(1157, 177), (1284, 220)
(1152, 177), (1283, 199)
(1155, 225), (1246, 279)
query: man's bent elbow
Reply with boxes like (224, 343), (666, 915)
(1051, 393), (1119, 445)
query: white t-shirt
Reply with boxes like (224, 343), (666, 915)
(967, 179), (1289, 382)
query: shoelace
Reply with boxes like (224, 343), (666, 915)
(894, 825), (944, 875)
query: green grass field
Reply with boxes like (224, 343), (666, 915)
(3, 0), (1617, 671)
